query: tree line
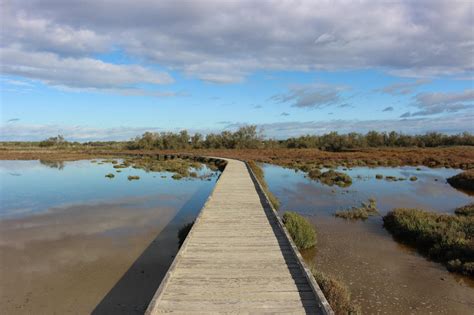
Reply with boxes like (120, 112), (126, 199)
(35, 126), (474, 152)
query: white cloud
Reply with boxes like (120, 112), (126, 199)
(0, 46), (173, 90)
(406, 89), (474, 116)
(1, 0), (472, 84)
(379, 79), (429, 95)
(271, 84), (346, 108)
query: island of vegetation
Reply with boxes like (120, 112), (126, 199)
(383, 205), (473, 276)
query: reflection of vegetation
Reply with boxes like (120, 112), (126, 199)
(383, 207), (474, 276)
(39, 159), (65, 170)
(178, 221), (194, 248)
(335, 198), (379, 220)
(282, 212), (316, 250)
(248, 161), (280, 209)
(447, 171), (474, 192)
(311, 268), (361, 315)
(105, 173), (115, 179)
(308, 169), (352, 187)
(127, 175), (140, 181)
(455, 203), (474, 217)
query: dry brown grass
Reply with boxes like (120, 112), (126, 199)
(1, 146), (473, 170)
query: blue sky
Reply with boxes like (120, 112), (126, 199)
(1, 0), (473, 141)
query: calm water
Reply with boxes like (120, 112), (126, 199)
(264, 164), (474, 315)
(0, 160), (219, 314)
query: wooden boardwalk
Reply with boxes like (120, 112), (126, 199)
(146, 159), (332, 314)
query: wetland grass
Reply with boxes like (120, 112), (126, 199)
(248, 160), (280, 209)
(308, 169), (352, 187)
(447, 170), (474, 192)
(105, 173), (115, 179)
(127, 175), (140, 181)
(311, 268), (361, 315)
(335, 198), (379, 220)
(383, 207), (474, 276)
(282, 211), (316, 250)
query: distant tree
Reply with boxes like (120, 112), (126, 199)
(39, 135), (67, 147)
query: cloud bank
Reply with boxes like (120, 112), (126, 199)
(1, 0), (473, 87)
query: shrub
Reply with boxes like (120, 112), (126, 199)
(447, 171), (474, 192)
(282, 212), (316, 250)
(383, 208), (473, 276)
(335, 198), (378, 220)
(308, 169), (352, 187)
(311, 268), (361, 315)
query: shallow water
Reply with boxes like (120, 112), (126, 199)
(263, 164), (474, 315)
(0, 160), (219, 314)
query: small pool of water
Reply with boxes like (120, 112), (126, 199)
(0, 159), (220, 314)
(264, 164), (474, 315)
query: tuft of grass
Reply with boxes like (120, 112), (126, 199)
(335, 198), (379, 220)
(385, 175), (397, 181)
(447, 171), (474, 192)
(375, 174), (383, 179)
(383, 208), (474, 276)
(311, 268), (361, 315)
(113, 164), (128, 169)
(409, 176), (418, 181)
(282, 212), (316, 250)
(116, 170), (122, 173)
(172, 174), (183, 180)
(455, 203), (474, 217)
(309, 170), (352, 187)
(105, 173), (115, 179)
(248, 160), (280, 209)
(127, 175), (140, 181)
(177, 221), (194, 248)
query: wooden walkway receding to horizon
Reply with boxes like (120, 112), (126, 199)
(146, 159), (332, 314)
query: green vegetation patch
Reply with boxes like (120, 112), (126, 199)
(105, 173), (115, 179)
(383, 208), (474, 276)
(308, 169), (352, 187)
(335, 198), (379, 220)
(127, 175), (140, 181)
(248, 160), (280, 209)
(311, 268), (361, 315)
(282, 212), (316, 250)
(447, 171), (474, 192)
(409, 176), (418, 181)
(375, 174), (383, 179)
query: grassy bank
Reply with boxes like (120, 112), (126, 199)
(247, 160), (280, 209)
(447, 171), (474, 192)
(383, 207), (474, 276)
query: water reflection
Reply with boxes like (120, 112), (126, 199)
(264, 164), (474, 314)
(39, 159), (65, 170)
(0, 160), (219, 314)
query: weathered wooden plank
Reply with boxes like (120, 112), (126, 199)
(145, 159), (332, 315)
